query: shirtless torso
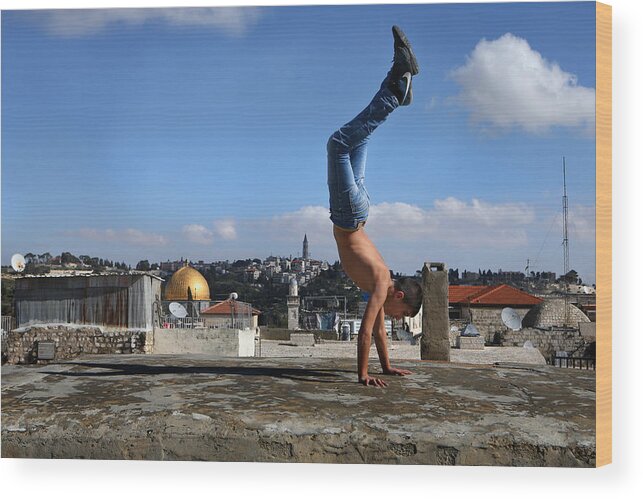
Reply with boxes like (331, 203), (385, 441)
(332, 225), (391, 294)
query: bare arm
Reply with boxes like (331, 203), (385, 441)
(357, 285), (387, 387)
(373, 307), (391, 371)
(374, 308), (413, 377)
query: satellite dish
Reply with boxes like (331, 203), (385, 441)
(501, 307), (523, 331)
(523, 340), (534, 349)
(462, 323), (480, 337)
(11, 254), (26, 272)
(169, 302), (188, 318)
(229, 292), (238, 300)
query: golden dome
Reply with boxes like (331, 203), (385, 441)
(164, 265), (210, 301)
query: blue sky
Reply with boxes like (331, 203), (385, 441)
(1, 2), (597, 283)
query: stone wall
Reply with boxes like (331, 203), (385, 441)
(259, 328), (338, 342)
(499, 327), (595, 359)
(469, 307), (532, 344)
(6, 325), (147, 365)
(152, 328), (255, 357)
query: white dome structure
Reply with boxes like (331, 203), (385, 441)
(522, 298), (590, 329)
(289, 278), (298, 297)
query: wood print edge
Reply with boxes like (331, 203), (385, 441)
(595, 0), (612, 468)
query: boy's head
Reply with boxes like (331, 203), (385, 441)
(383, 277), (423, 319)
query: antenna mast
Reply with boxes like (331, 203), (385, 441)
(562, 157), (570, 325)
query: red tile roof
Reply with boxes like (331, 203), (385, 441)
(201, 299), (261, 316)
(448, 285), (486, 303)
(449, 284), (542, 306)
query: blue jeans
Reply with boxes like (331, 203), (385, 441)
(327, 81), (400, 230)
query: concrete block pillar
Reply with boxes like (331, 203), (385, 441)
(421, 262), (450, 361)
(287, 296), (300, 330)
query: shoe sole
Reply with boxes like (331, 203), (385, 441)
(392, 25), (419, 75)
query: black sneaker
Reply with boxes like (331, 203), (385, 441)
(392, 25), (419, 77)
(390, 72), (413, 106)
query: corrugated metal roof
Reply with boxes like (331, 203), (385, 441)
(14, 273), (162, 330)
(15, 271), (164, 281)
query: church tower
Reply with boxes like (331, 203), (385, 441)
(302, 234), (309, 260)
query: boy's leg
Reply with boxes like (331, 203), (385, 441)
(329, 85), (399, 158)
(329, 24), (420, 181)
(327, 26), (419, 229)
(326, 86), (399, 229)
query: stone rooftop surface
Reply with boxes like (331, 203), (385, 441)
(259, 340), (547, 365)
(1, 354), (595, 466)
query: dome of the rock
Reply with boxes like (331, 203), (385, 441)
(164, 265), (210, 301)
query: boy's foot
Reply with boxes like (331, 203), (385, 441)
(385, 26), (418, 105)
(391, 25), (419, 77)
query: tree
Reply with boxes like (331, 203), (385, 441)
(232, 259), (252, 268)
(136, 260), (150, 271)
(562, 269), (579, 284)
(61, 252), (81, 265)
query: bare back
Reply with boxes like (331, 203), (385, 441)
(333, 225), (392, 293)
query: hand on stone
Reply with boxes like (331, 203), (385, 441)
(383, 366), (413, 376)
(359, 375), (388, 387)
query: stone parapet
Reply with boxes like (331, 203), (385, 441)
(6, 325), (146, 364)
(500, 327), (593, 358)
(457, 336), (485, 350)
(152, 328), (255, 357)
(290, 333), (315, 346)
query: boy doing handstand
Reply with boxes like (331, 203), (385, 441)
(327, 26), (423, 387)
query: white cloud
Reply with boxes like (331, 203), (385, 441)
(69, 228), (168, 246)
(450, 33), (595, 134)
(212, 199), (534, 253)
(269, 206), (330, 238)
(41, 7), (262, 37)
(368, 198), (535, 248)
(213, 218), (238, 241)
(56, 198), (594, 282)
(182, 224), (214, 245)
